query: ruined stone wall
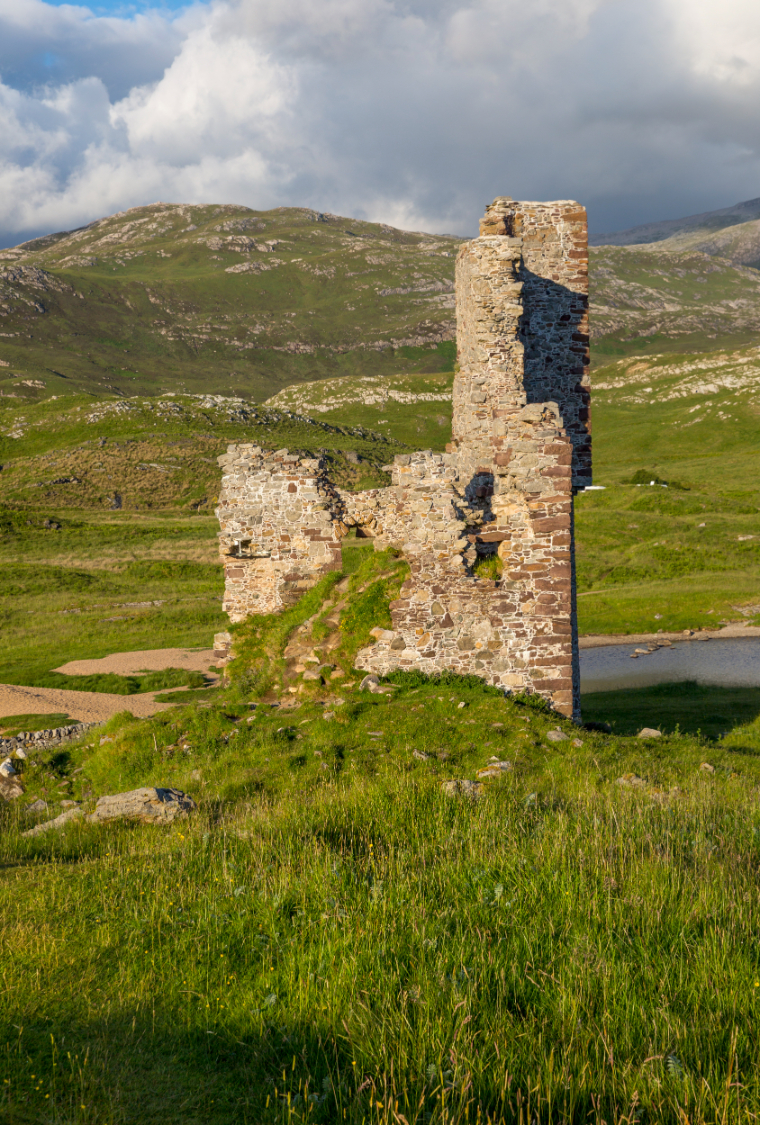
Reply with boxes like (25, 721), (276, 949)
(215, 447), (344, 622)
(215, 197), (589, 719)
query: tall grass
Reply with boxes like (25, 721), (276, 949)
(2, 674), (760, 1124)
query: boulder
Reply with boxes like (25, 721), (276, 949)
(546, 730), (569, 742)
(637, 728), (662, 739)
(0, 758), (17, 777)
(88, 787), (196, 825)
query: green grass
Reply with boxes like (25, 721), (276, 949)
(29, 667), (207, 695)
(582, 680), (760, 738)
(0, 204), (460, 402)
(0, 711), (70, 736)
(0, 509), (226, 685)
(3, 672), (760, 1123)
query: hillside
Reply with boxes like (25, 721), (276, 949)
(588, 246), (760, 364)
(0, 203), (459, 401)
(3, 554), (760, 1123)
(3, 202), (760, 401)
(590, 194), (760, 255)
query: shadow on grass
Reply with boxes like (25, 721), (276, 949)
(582, 680), (760, 739)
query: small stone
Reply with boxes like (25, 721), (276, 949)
(616, 773), (647, 789)
(0, 777), (24, 801)
(359, 674), (381, 693)
(572, 738), (584, 747)
(0, 758), (17, 776)
(441, 779), (483, 799)
(323, 711), (336, 721)
(22, 806), (83, 837)
(476, 760), (512, 778)
(700, 762), (716, 774)
(14, 747), (27, 760)
(413, 750), (431, 761)
(60, 800), (80, 808)
(546, 730), (569, 742)
(637, 728), (662, 738)
(100, 736), (114, 745)
(330, 669), (345, 679)
(26, 798), (48, 815)
(302, 670), (321, 681)
(457, 701), (466, 709)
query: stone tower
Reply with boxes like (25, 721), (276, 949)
(215, 197), (590, 718)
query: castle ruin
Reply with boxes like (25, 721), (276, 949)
(215, 198), (590, 718)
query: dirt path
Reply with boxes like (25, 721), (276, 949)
(0, 682), (176, 723)
(55, 647), (217, 676)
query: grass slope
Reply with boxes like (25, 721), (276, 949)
(3, 559), (760, 1124)
(2, 200), (759, 401)
(0, 203), (459, 401)
(575, 344), (760, 634)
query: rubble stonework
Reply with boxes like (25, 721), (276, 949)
(215, 198), (590, 718)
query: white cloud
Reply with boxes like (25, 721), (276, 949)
(1, 0), (759, 246)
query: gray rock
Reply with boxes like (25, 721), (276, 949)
(60, 800), (81, 808)
(700, 762), (716, 773)
(546, 730), (569, 742)
(0, 757), (17, 777)
(26, 798), (48, 815)
(0, 777), (24, 801)
(637, 728), (662, 739)
(22, 807), (82, 837)
(441, 779), (483, 799)
(476, 760), (513, 779)
(301, 670), (322, 681)
(413, 750), (431, 761)
(616, 773), (647, 789)
(87, 787), (196, 825)
(359, 674), (383, 693)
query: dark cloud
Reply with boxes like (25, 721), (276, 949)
(1, 0), (759, 246)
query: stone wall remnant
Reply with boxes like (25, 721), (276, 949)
(215, 198), (590, 718)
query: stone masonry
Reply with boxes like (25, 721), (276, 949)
(215, 198), (590, 718)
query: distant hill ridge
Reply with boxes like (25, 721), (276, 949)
(591, 196), (760, 270)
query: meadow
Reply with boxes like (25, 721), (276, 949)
(3, 606), (760, 1124)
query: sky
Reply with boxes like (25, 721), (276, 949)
(1, 0), (759, 247)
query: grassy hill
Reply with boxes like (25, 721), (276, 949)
(2, 201), (760, 403)
(0, 203), (460, 401)
(590, 194), (760, 259)
(3, 554), (760, 1123)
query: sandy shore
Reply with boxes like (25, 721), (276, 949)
(579, 624), (760, 649)
(0, 682), (176, 723)
(0, 647), (220, 724)
(55, 647), (217, 676)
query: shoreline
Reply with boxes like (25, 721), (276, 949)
(579, 624), (760, 650)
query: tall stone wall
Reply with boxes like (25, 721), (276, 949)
(215, 197), (590, 719)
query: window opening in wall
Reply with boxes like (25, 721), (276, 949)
(340, 527), (375, 575)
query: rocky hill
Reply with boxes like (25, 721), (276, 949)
(0, 202), (459, 402)
(590, 195), (760, 257)
(2, 201), (760, 402)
